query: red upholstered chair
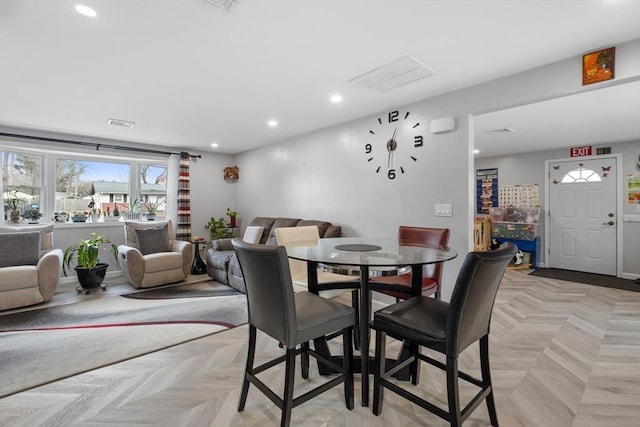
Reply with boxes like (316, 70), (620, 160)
(371, 226), (450, 300)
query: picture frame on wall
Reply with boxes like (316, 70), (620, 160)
(582, 47), (615, 85)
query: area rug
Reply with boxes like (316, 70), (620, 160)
(0, 283), (248, 398)
(529, 268), (639, 292)
(121, 281), (241, 299)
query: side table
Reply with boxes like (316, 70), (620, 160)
(191, 240), (209, 274)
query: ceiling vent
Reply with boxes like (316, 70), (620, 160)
(349, 56), (437, 92)
(486, 127), (515, 135)
(108, 118), (135, 128)
(201, 0), (238, 12)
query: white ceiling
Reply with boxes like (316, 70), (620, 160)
(1, 0), (639, 155)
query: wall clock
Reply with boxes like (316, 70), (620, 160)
(365, 109), (423, 179)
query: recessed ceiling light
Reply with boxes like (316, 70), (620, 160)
(473, 149), (480, 154)
(267, 120), (278, 127)
(330, 94), (343, 103)
(75, 4), (97, 17)
(211, 143), (219, 148)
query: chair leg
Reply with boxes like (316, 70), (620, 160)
(281, 348), (296, 427)
(352, 290), (360, 350)
(372, 329), (386, 416)
(342, 326), (354, 410)
(301, 342), (309, 380)
(446, 356), (462, 427)
(410, 342), (421, 385)
(238, 324), (256, 411)
(480, 336), (499, 426)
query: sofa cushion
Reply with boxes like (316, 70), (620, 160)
(0, 224), (53, 258)
(242, 226), (264, 244)
(267, 218), (301, 245)
(135, 224), (170, 255)
(125, 220), (174, 248)
(0, 232), (40, 267)
(248, 217), (276, 244)
(297, 220), (332, 238)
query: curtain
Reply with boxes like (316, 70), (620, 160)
(175, 152), (191, 241)
(165, 153), (180, 227)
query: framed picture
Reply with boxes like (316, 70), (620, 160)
(582, 47), (615, 85)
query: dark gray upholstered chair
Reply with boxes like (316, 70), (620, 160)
(372, 243), (517, 426)
(232, 239), (356, 427)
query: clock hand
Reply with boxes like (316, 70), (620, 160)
(387, 128), (398, 168)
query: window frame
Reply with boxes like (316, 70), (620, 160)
(1, 143), (169, 225)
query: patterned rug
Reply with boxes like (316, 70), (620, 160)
(0, 280), (247, 398)
(121, 281), (241, 299)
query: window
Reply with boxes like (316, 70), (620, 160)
(561, 167), (602, 183)
(1, 144), (168, 224)
(1, 151), (43, 221)
(57, 159), (131, 217)
(139, 164), (167, 219)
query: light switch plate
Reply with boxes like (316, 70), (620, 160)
(435, 203), (452, 217)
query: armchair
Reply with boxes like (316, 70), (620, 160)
(117, 220), (192, 288)
(0, 224), (63, 311)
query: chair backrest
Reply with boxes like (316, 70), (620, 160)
(124, 220), (175, 249)
(0, 224), (54, 258)
(275, 225), (320, 283)
(398, 226), (450, 286)
(446, 242), (517, 357)
(232, 239), (298, 348)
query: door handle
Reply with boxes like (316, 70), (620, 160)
(602, 221), (615, 226)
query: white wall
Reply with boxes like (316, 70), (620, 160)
(234, 39), (640, 298)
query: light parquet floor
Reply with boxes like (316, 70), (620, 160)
(0, 270), (639, 426)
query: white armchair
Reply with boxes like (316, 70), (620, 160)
(0, 224), (63, 311)
(117, 220), (192, 289)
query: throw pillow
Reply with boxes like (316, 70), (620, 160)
(134, 224), (170, 255)
(242, 226), (264, 244)
(0, 231), (40, 267)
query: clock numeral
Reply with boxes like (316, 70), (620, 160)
(414, 135), (423, 147)
(378, 118), (382, 125)
(388, 110), (398, 123)
(365, 143), (372, 154)
(388, 169), (396, 180)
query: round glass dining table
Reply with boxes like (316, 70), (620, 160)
(286, 237), (458, 407)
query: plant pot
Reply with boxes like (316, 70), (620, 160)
(72, 216), (87, 223)
(146, 214), (156, 221)
(10, 209), (20, 224)
(75, 263), (109, 289)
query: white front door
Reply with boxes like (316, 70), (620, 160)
(548, 157), (617, 275)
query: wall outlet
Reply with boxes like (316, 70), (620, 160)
(435, 203), (452, 217)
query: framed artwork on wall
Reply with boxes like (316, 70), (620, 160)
(582, 47), (615, 85)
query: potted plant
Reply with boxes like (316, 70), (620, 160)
(23, 208), (43, 224)
(71, 211), (87, 222)
(226, 208), (238, 227)
(142, 196), (165, 221)
(205, 217), (228, 240)
(63, 232), (119, 290)
(123, 198), (139, 220)
(4, 190), (22, 223)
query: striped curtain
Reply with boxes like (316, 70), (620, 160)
(175, 152), (191, 241)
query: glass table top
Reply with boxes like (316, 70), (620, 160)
(285, 237), (458, 267)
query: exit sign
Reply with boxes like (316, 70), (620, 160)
(570, 146), (592, 157)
